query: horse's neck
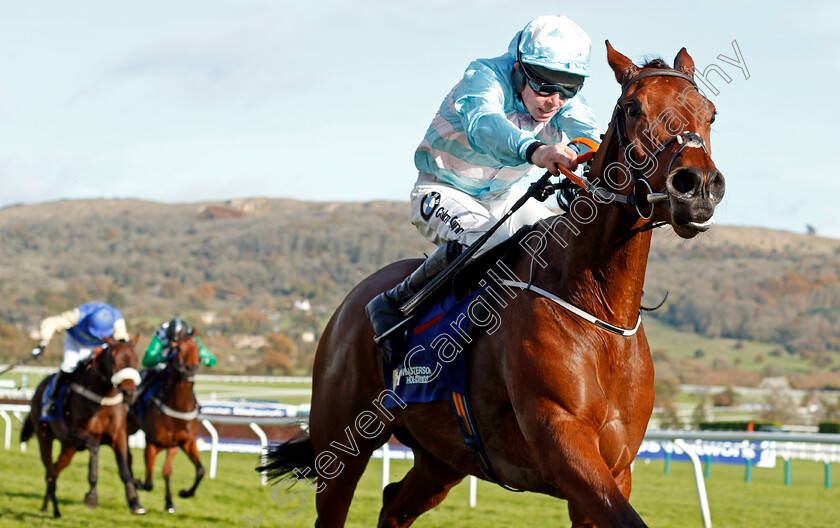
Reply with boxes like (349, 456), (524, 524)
(79, 366), (113, 395)
(534, 127), (652, 328)
(164, 371), (195, 409)
(552, 207), (651, 327)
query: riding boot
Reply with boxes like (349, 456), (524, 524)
(43, 370), (72, 419)
(366, 241), (462, 369)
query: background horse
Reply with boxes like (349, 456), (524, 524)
(21, 336), (145, 518)
(263, 42), (725, 528)
(128, 331), (204, 513)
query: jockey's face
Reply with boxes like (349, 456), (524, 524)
(519, 72), (566, 122)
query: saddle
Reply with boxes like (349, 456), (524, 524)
(398, 224), (535, 349)
(385, 224), (536, 402)
(384, 227), (535, 490)
(39, 360), (91, 422)
(39, 375), (69, 423)
(132, 368), (164, 427)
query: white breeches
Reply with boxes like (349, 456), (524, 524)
(60, 334), (96, 373)
(410, 183), (555, 256)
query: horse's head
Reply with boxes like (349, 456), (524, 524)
(167, 329), (200, 382)
(101, 335), (142, 404)
(605, 41), (725, 238)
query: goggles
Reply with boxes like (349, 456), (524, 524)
(522, 63), (583, 99)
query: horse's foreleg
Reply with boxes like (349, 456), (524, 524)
(377, 449), (465, 528)
(136, 443), (159, 491)
(113, 434), (146, 515)
(567, 469), (633, 528)
(177, 437), (204, 498)
(536, 422), (647, 528)
(162, 446), (178, 513)
(83, 438), (100, 508)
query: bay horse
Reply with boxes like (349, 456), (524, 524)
(128, 331), (204, 513)
(263, 42), (724, 527)
(21, 336), (145, 518)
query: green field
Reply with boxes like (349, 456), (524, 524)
(1, 417), (838, 527)
(642, 317), (812, 373)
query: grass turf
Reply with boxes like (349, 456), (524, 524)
(1, 417), (839, 528)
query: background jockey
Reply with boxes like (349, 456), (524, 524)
(367, 15), (604, 367)
(140, 317), (216, 385)
(31, 302), (128, 414)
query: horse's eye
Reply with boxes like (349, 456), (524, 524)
(625, 103), (640, 119)
(710, 112), (716, 124)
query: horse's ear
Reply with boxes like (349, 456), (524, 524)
(103, 336), (116, 346)
(131, 335), (140, 345)
(606, 40), (639, 85)
(674, 47), (695, 77)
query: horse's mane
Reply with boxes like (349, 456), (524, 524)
(640, 57), (670, 69)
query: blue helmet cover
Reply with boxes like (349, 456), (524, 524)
(87, 307), (116, 339)
(509, 15), (592, 77)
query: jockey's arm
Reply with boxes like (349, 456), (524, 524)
(196, 337), (217, 367)
(143, 334), (165, 367)
(37, 307), (80, 347)
(533, 97), (604, 176)
(454, 61), (542, 167)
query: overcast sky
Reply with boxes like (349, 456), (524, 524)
(1, 1), (838, 237)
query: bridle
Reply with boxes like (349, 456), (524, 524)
(156, 338), (200, 420)
(167, 338), (199, 381)
(560, 68), (710, 220)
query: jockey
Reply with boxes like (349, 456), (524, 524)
(31, 302), (128, 414)
(140, 317), (216, 385)
(366, 15), (604, 367)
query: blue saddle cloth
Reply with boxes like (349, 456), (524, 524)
(133, 377), (163, 428)
(382, 288), (484, 408)
(39, 375), (68, 423)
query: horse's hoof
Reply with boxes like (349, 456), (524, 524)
(131, 506), (147, 515)
(178, 489), (193, 498)
(84, 495), (98, 508)
(166, 505), (176, 514)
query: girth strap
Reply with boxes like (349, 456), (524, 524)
(498, 280), (642, 336)
(450, 391), (523, 492)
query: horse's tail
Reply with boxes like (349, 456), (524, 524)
(257, 432), (316, 482)
(20, 413), (35, 442)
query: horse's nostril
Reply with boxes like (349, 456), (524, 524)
(671, 169), (699, 195)
(708, 171), (726, 201)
